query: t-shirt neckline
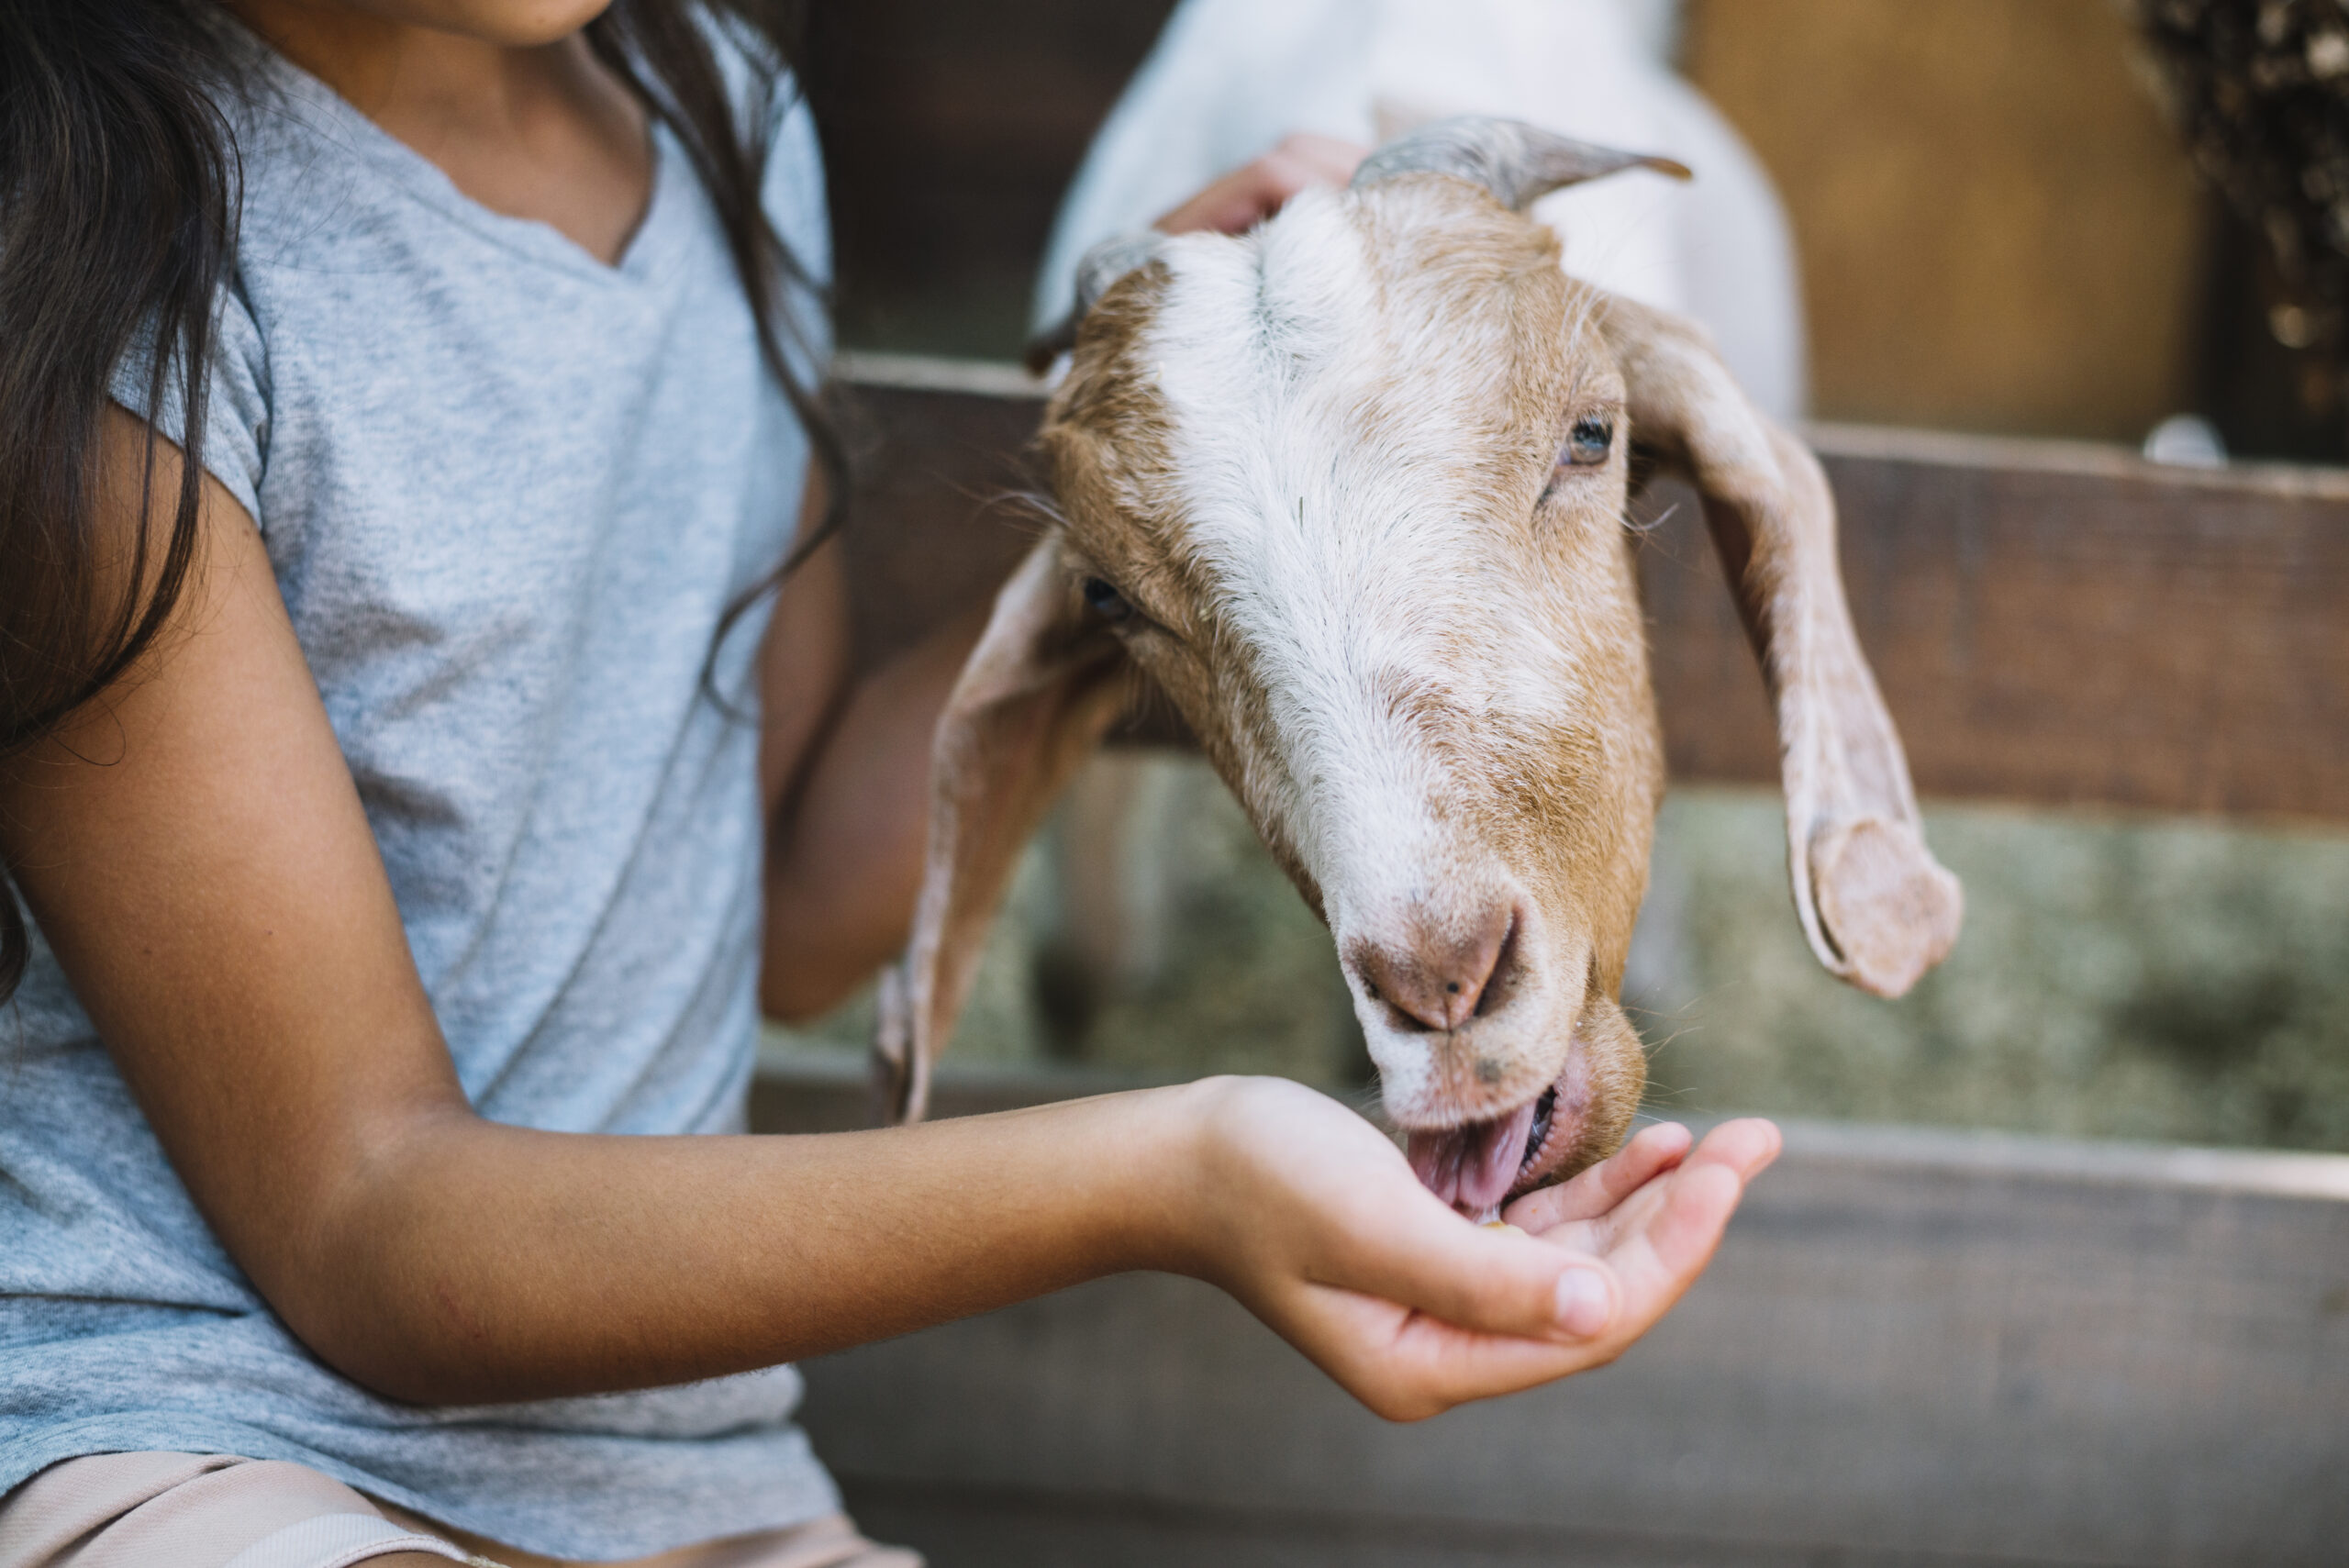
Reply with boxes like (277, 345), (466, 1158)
(228, 17), (687, 287)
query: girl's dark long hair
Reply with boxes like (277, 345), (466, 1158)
(0, 0), (844, 1006)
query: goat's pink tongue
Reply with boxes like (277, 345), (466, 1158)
(1407, 1099), (1539, 1218)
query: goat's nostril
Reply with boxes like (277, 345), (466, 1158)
(1473, 916), (1522, 1020)
(1347, 903), (1518, 1033)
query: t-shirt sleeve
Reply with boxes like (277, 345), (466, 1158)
(108, 280), (271, 525)
(763, 86), (834, 375)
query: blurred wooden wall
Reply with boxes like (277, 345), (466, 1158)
(803, 0), (1177, 355)
(1687, 0), (2207, 442)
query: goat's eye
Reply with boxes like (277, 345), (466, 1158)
(1083, 576), (1135, 624)
(1563, 415), (1615, 467)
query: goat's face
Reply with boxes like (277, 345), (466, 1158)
(1042, 181), (1659, 1214)
(874, 119), (1962, 1220)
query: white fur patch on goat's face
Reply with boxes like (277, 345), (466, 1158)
(1043, 176), (1664, 1176)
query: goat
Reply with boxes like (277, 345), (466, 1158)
(874, 117), (1961, 1219)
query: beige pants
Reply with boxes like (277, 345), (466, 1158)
(0, 1453), (922, 1568)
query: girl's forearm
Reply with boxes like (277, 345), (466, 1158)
(295, 1084), (1208, 1406)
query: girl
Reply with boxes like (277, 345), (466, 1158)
(0, 3), (1781, 1564)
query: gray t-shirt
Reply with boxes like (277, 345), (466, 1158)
(0, 20), (841, 1560)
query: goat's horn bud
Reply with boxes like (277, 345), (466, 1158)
(1352, 115), (1692, 212)
(1073, 232), (1169, 317)
(1025, 232), (1170, 375)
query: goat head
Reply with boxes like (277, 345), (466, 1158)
(874, 117), (1961, 1218)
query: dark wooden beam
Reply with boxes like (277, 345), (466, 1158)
(804, 0), (1178, 355)
(835, 355), (2349, 822)
(835, 359), (1047, 674)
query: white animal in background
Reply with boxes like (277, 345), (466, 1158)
(1034, 0), (1806, 419)
(876, 119), (1959, 1219)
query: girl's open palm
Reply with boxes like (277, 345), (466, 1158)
(1186, 1080), (1781, 1421)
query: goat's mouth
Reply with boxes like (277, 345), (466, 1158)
(1405, 1084), (1561, 1221)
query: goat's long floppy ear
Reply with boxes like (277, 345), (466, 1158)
(873, 539), (1132, 1123)
(1603, 295), (1962, 997)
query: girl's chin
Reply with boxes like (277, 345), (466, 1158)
(336, 0), (621, 49)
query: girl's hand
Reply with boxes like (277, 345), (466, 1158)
(1174, 1077), (1781, 1421)
(1152, 133), (1370, 237)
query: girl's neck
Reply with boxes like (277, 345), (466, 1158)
(227, 1), (653, 266)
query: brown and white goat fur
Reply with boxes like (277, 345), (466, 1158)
(875, 118), (1961, 1219)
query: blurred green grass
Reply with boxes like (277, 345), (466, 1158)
(774, 762), (2349, 1151)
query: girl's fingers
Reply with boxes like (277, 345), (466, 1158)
(1152, 136), (1369, 237)
(1558, 1120), (1780, 1310)
(1683, 1118), (1785, 1184)
(1642, 1162), (1747, 1278)
(1218, 1092), (1781, 1421)
(1508, 1117), (1782, 1244)
(1309, 1175), (1622, 1345)
(1275, 1280), (1606, 1421)
(1267, 132), (1371, 187)
(1265, 1121), (1779, 1420)
(1286, 1168), (1737, 1419)
(1626, 1120), (1782, 1286)
(1304, 1120), (1782, 1348)
(1597, 1159), (1755, 1328)
(1503, 1120), (1691, 1232)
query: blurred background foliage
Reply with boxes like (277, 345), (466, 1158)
(783, 0), (2349, 1151)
